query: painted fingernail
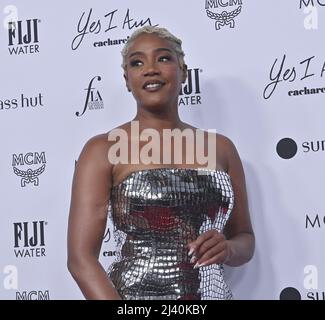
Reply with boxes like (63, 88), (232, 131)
(190, 256), (197, 264)
(188, 247), (195, 256)
(193, 262), (206, 269)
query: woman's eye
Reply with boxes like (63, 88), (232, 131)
(159, 56), (171, 62)
(130, 60), (143, 67)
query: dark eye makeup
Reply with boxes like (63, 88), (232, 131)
(129, 60), (143, 67)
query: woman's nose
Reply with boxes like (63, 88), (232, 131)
(143, 61), (160, 76)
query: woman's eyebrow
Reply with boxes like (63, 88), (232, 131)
(154, 48), (173, 54)
(128, 51), (144, 59)
(128, 48), (173, 59)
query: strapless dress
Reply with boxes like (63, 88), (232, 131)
(107, 167), (234, 300)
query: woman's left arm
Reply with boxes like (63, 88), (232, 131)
(188, 136), (255, 268)
(222, 136), (255, 266)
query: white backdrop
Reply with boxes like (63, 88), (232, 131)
(1, 0), (324, 300)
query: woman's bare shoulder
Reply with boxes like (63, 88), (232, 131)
(81, 133), (111, 153)
(215, 133), (237, 152)
(79, 125), (127, 164)
(83, 121), (132, 150)
(182, 123), (237, 154)
(215, 134), (244, 176)
(80, 122), (133, 167)
(108, 121), (133, 133)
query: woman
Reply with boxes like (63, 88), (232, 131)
(67, 26), (254, 300)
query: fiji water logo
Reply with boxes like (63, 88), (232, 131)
(205, 0), (242, 30)
(13, 221), (47, 258)
(7, 18), (40, 55)
(179, 68), (202, 107)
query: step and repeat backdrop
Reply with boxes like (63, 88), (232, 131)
(1, 0), (324, 300)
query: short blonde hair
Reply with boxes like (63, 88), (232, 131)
(121, 26), (186, 70)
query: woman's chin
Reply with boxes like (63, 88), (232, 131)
(139, 101), (172, 113)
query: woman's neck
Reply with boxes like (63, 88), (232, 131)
(133, 108), (185, 131)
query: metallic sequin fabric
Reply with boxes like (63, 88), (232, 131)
(107, 168), (234, 300)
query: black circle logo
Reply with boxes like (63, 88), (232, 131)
(276, 138), (298, 159)
(280, 287), (301, 300)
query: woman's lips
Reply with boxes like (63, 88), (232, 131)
(143, 80), (165, 92)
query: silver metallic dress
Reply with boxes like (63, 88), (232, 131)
(107, 167), (234, 300)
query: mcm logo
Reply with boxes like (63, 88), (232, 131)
(13, 166), (45, 187)
(205, 0), (242, 30)
(12, 152), (46, 187)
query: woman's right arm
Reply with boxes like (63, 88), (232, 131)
(67, 134), (121, 300)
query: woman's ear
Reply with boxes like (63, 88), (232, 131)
(124, 73), (131, 92)
(182, 64), (188, 83)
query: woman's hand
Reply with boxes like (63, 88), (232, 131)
(187, 229), (231, 268)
